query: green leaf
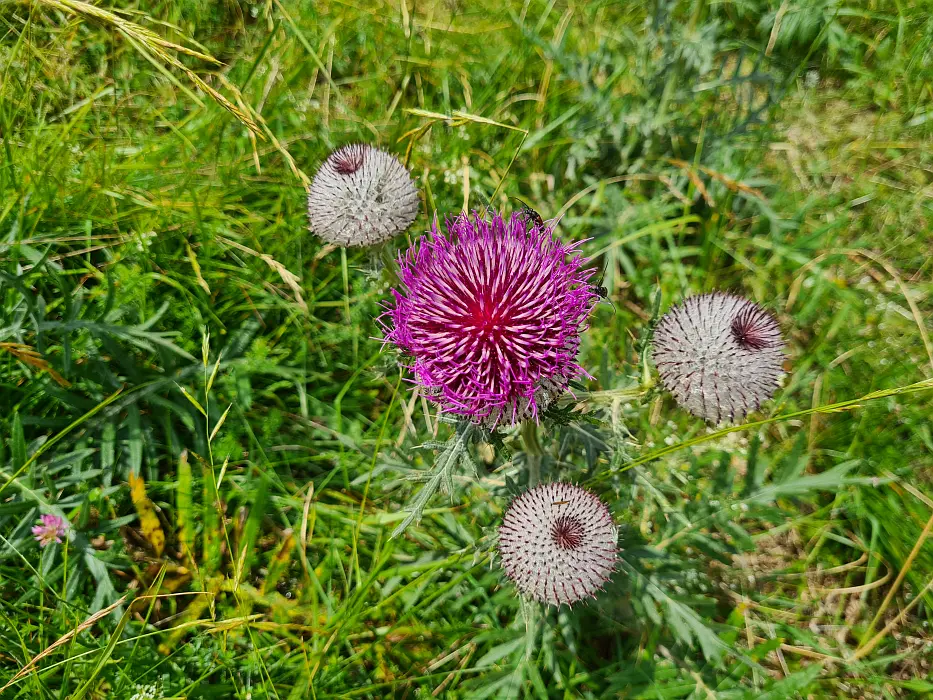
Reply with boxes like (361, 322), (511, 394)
(127, 406), (143, 477)
(236, 470), (269, 581)
(84, 546), (119, 612)
(10, 412), (25, 470)
(176, 449), (194, 564)
(100, 421), (115, 486)
(742, 433), (764, 496)
(261, 530), (295, 595)
(67, 606), (131, 700)
(757, 663), (823, 699)
(202, 462), (221, 575)
(749, 461), (861, 504)
(474, 637), (524, 668)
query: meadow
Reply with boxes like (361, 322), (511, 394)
(2, 0), (933, 697)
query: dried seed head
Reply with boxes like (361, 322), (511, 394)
(652, 292), (785, 423)
(383, 211), (598, 428)
(498, 482), (618, 606)
(306, 144), (420, 247)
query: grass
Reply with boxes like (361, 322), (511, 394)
(1, 0), (932, 697)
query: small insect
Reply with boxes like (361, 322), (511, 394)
(551, 500), (570, 506)
(510, 197), (545, 230)
(591, 266), (617, 314)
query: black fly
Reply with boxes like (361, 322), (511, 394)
(510, 196), (545, 230)
(592, 266), (616, 314)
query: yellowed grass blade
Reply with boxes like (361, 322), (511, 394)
(0, 596), (126, 693)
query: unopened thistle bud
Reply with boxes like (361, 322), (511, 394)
(652, 292), (784, 423)
(307, 144), (420, 247)
(498, 482), (618, 606)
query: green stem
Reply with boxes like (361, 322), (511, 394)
(521, 420), (543, 486)
(377, 242), (401, 287)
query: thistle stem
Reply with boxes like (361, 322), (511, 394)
(521, 420), (543, 486)
(376, 242), (401, 287)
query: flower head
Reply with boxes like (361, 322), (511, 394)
(384, 211), (597, 428)
(652, 292), (784, 423)
(306, 144), (420, 247)
(498, 482), (617, 606)
(129, 683), (163, 700)
(32, 514), (67, 547)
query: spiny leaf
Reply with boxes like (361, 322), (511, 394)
(391, 422), (475, 539)
(748, 460), (863, 504)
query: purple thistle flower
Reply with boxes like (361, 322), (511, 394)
(384, 211), (598, 428)
(306, 144), (420, 247)
(32, 514), (67, 547)
(498, 482), (618, 606)
(652, 292), (785, 423)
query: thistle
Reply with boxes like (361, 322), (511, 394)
(498, 482), (618, 606)
(306, 144), (420, 247)
(651, 292), (784, 423)
(32, 514), (67, 547)
(383, 211), (597, 428)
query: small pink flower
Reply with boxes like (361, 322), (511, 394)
(32, 514), (67, 547)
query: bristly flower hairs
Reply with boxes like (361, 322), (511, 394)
(498, 482), (618, 606)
